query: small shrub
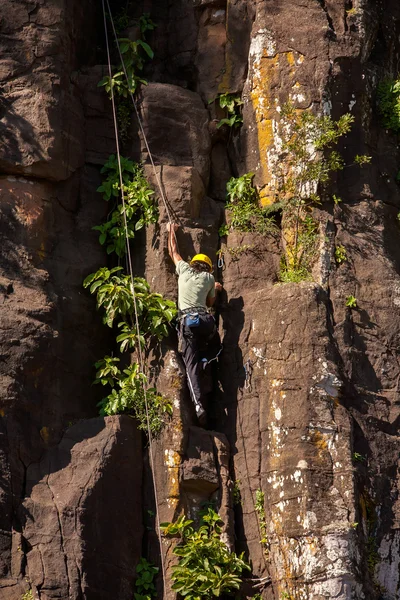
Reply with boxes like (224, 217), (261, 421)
(353, 452), (366, 463)
(161, 507), (250, 599)
(335, 244), (347, 264)
(95, 155), (158, 257)
(95, 358), (172, 435)
(332, 194), (342, 204)
(134, 557), (159, 600)
(345, 295), (357, 308)
(255, 489), (269, 556)
(279, 213), (318, 282)
(21, 591), (33, 600)
(212, 93), (243, 129)
(377, 77), (400, 132)
(98, 20), (155, 99)
(224, 173), (277, 235)
(233, 480), (242, 506)
(228, 244), (254, 261)
(83, 267), (176, 346)
(276, 103), (369, 283)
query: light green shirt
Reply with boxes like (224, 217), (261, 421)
(176, 260), (215, 310)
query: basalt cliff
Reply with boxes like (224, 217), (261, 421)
(1, 1), (400, 599)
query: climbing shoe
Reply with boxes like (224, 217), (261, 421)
(195, 404), (206, 426)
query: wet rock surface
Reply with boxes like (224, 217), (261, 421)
(1, 0), (400, 599)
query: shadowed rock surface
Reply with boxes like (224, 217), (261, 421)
(1, 0), (400, 599)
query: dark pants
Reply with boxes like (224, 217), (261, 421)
(180, 312), (222, 412)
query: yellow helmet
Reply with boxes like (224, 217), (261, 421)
(191, 253), (213, 270)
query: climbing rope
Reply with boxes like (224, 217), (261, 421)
(101, 1), (167, 594)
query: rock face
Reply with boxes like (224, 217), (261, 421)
(1, 0), (400, 599)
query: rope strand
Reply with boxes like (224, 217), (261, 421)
(101, 2), (167, 596)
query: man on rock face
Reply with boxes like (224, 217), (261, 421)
(167, 222), (222, 424)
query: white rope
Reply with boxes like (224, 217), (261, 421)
(101, 2), (167, 595)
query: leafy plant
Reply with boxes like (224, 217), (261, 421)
(227, 244), (254, 261)
(233, 480), (242, 506)
(21, 592), (33, 600)
(255, 489), (268, 556)
(95, 155), (158, 257)
(332, 194), (342, 204)
(353, 452), (366, 463)
(279, 213), (318, 282)
(335, 244), (347, 264)
(212, 93), (243, 129)
(83, 267), (176, 346)
(377, 77), (400, 132)
(95, 358), (172, 435)
(137, 13), (157, 39)
(274, 104), (371, 283)
(223, 173), (277, 236)
(98, 15), (155, 99)
(161, 507), (250, 599)
(134, 557), (159, 600)
(218, 224), (229, 238)
(345, 295), (357, 308)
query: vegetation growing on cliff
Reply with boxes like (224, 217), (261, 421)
(94, 155), (158, 257)
(255, 489), (269, 556)
(83, 154), (176, 436)
(99, 14), (156, 99)
(377, 77), (400, 132)
(161, 508), (250, 599)
(211, 93), (243, 129)
(275, 104), (370, 282)
(219, 173), (277, 237)
(134, 557), (159, 600)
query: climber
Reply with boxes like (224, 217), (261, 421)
(167, 222), (222, 423)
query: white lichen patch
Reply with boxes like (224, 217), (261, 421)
(297, 460), (308, 469)
(249, 28), (276, 59)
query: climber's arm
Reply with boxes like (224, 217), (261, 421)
(167, 223), (183, 266)
(206, 282), (222, 307)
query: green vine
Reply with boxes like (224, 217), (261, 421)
(161, 508), (250, 599)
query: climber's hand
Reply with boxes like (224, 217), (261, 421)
(215, 282), (223, 292)
(167, 222), (179, 233)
